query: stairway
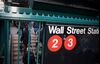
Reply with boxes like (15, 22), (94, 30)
(11, 32), (38, 64)
(11, 34), (21, 64)
(30, 32), (38, 57)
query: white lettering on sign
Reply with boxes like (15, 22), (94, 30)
(52, 39), (58, 48)
(48, 26), (64, 34)
(88, 27), (99, 34)
(67, 26), (86, 34)
(68, 38), (73, 47)
(48, 25), (99, 35)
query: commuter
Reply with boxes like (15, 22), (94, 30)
(21, 23), (28, 53)
(23, 48), (36, 64)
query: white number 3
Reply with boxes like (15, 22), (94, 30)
(68, 38), (73, 47)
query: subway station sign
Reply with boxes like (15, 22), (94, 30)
(44, 23), (99, 64)
(48, 24), (99, 35)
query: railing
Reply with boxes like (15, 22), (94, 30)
(0, 20), (44, 64)
(0, 5), (99, 64)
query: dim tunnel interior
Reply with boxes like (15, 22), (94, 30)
(0, 20), (99, 64)
(0, 0), (99, 64)
(0, 20), (44, 64)
(9, 21), (43, 64)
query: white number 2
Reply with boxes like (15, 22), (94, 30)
(68, 38), (73, 47)
(52, 39), (58, 48)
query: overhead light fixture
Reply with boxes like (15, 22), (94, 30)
(0, 0), (4, 11)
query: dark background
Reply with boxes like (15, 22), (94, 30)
(44, 23), (99, 64)
(35, 0), (99, 10)
(5, 0), (99, 10)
